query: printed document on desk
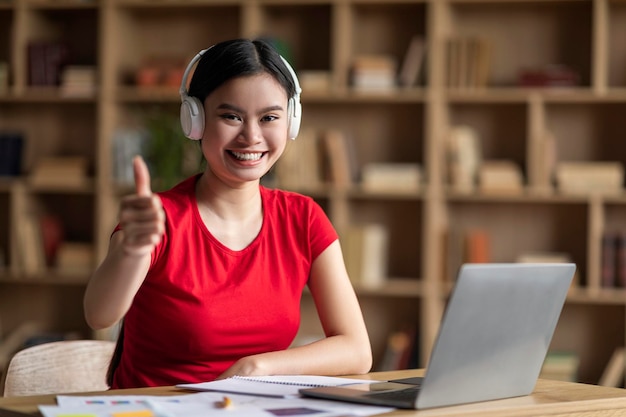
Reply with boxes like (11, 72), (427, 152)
(177, 375), (376, 398)
(51, 392), (393, 417)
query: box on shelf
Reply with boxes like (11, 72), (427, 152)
(478, 160), (524, 194)
(299, 71), (332, 93)
(361, 163), (422, 193)
(29, 156), (89, 188)
(56, 242), (94, 276)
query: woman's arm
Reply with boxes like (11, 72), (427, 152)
(84, 157), (165, 330)
(219, 239), (373, 378)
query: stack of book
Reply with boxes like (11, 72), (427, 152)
(60, 66), (97, 97)
(351, 55), (397, 92)
(555, 161), (624, 195)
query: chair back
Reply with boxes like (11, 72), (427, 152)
(2, 340), (115, 397)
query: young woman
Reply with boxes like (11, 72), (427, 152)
(84, 38), (372, 389)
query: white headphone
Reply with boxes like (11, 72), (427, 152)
(179, 46), (302, 141)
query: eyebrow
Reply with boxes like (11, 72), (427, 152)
(217, 103), (285, 113)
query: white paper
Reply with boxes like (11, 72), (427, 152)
(54, 392), (393, 417)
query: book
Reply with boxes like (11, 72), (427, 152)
(60, 65), (97, 97)
(616, 232), (626, 288)
(464, 229), (490, 263)
(342, 223), (389, 288)
(177, 375), (374, 398)
(321, 129), (356, 188)
(0, 132), (24, 177)
(446, 36), (491, 89)
(274, 129), (323, 190)
(398, 35), (426, 88)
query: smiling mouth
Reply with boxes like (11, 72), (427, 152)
(228, 151), (266, 161)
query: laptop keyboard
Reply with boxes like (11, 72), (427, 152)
(364, 386), (421, 402)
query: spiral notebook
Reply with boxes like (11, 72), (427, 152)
(177, 375), (374, 398)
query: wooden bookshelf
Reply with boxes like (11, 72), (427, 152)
(1, 0), (626, 385)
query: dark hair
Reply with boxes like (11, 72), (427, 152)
(188, 38), (296, 105)
(106, 322), (124, 387)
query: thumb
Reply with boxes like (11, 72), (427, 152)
(133, 156), (152, 197)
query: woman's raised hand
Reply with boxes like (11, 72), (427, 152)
(118, 156), (165, 256)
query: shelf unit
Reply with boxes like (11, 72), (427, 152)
(1, 0), (626, 385)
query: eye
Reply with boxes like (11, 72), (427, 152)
(261, 114), (279, 123)
(220, 113), (241, 122)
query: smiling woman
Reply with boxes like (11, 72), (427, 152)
(83, 38), (372, 389)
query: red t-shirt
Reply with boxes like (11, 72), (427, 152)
(112, 176), (338, 388)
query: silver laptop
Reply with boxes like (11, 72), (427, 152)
(300, 263), (576, 409)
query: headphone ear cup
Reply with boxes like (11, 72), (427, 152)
(180, 95), (205, 140)
(287, 97), (301, 140)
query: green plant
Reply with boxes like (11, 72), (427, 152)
(143, 107), (203, 191)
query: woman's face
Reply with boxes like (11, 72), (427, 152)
(201, 73), (290, 187)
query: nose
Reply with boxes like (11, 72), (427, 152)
(239, 120), (263, 144)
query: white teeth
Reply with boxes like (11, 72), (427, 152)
(231, 151), (263, 161)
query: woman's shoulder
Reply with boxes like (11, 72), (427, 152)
(260, 186), (316, 209)
(157, 175), (199, 209)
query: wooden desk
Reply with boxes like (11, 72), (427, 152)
(2, 369), (626, 416)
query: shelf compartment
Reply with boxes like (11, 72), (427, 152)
(304, 102), (425, 166)
(0, 102), (97, 177)
(111, 4), (241, 89)
(444, 200), (588, 285)
(446, 102), (527, 192)
(17, 5), (98, 92)
(350, 2), (428, 60)
(545, 102), (626, 164)
(346, 197), (423, 281)
(253, 3), (331, 73)
(0, 283), (90, 340)
(446, 1), (593, 88)
(551, 303), (624, 385)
